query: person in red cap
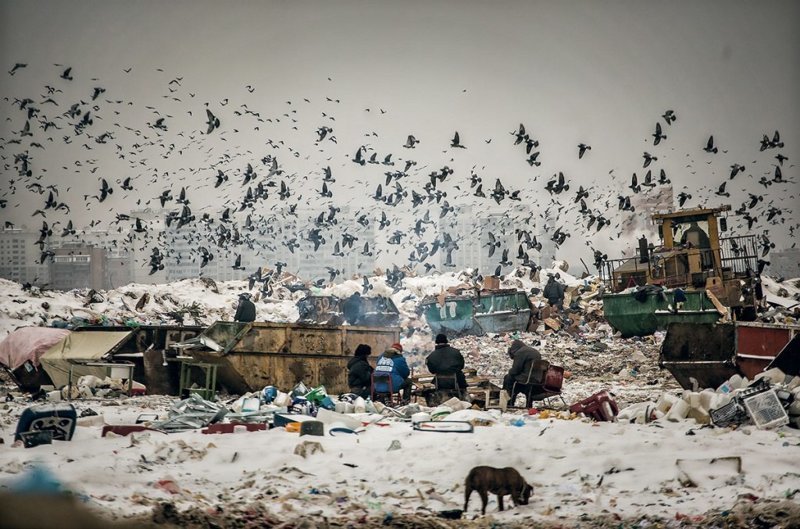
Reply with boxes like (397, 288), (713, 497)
(373, 342), (412, 403)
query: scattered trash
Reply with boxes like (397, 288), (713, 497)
(294, 440), (325, 458)
(413, 421), (474, 433)
(15, 402), (77, 443)
(569, 390), (619, 422)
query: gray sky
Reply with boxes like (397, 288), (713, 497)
(1, 0), (798, 274)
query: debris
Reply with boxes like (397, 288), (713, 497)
(294, 440), (325, 458)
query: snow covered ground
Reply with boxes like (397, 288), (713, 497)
(1, 272), (799, 528)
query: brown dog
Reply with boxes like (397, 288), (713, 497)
(464, 465), (532, 515)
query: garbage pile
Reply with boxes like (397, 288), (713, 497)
(618, 368), (799, 430)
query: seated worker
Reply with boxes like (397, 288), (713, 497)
(425, 333), (467, 392)
(503, 339), (545, 403)
(373, 343), (412, 402)
(347, 344), (373, 399)
(234, 293), (256, 322)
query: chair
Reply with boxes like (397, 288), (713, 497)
(510, 360), (566, 408)
(428, 374), (463, 405)
(370, 372), (399, 406)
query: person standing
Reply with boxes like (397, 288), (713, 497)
(234, 293), (256, 322)
(347, 344), (373, 399)
(373, 343), (412, 402)
(425, 333), (467, 392)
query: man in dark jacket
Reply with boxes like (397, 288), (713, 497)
(347, 344), (373, 398)
(503, 339), (543, 397)
(426, 333), (467, 391)
(234, 293), (256, 322)
(543, 274), (565, 309)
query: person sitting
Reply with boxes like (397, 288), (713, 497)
(234, 293), (256, 322)
(503, 339), (545, 405)
(425, 333), (467, 393)
(347, 344), (373, 399)
(373, 343), (412, 402)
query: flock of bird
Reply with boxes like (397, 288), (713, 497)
(1, 62), (797, 291)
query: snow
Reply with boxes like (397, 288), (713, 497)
(1, 273), (799, 526)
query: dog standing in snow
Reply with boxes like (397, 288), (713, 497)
(464, 465), (533, 515)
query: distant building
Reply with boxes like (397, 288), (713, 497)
(437, 205), (533, 274)
(0, 227), (50, 286)
(49, 243), (107, 291)
(768, 248), (800, 279)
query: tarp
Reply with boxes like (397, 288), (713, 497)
(40, 331), (132, 388)
(0, 327), (71, 371)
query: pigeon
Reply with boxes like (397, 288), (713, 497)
(643, 152), (657, 168)
(403, 135), (420, 148)
(715, 182), (730, 197)
(353, 147), (366, 165)
(729, 164), (745, 179)
(8, 63), (27, 75)
(60, 67), (73, 80)
(205, 109), (220, 133)
(578, 143), (591, 159)
(703, 135), (718, 154)
(652, 122), (666, 145)
(662, 109), (676, 125)
(450, 131), (465, 149)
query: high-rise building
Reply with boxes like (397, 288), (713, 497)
(49, 243), (107, 291)
(768, 248), (800, 279)
(0, 226), (50, 286)
(437, 205), (532, 274)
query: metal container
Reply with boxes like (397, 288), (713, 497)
(660, 321), (799, 390)
(182, 321), (400, 394)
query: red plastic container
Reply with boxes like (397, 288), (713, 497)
(569, 390), (619, 421)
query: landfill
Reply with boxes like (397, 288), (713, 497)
(1, 269), (799, 528)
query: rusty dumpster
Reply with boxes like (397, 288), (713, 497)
(660, 321), (800, 390)
(178, 321), (401, 394)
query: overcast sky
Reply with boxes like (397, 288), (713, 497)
(1, 0), (798, 274)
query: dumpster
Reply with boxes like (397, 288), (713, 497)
(177, 321), (400, 394)
(297, 295), (400, 326)
(421, 289), (533, 336)
(660, 321), (800, 390)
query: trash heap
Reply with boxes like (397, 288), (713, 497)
(618, 368), (800, 430)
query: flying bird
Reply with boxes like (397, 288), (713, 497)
(450, 131), (465, 149)
(652, 122), (666, 145)
(577, 143), (591, 159)
(205, 109), (220, 134)
(703, 135), (718, 154)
